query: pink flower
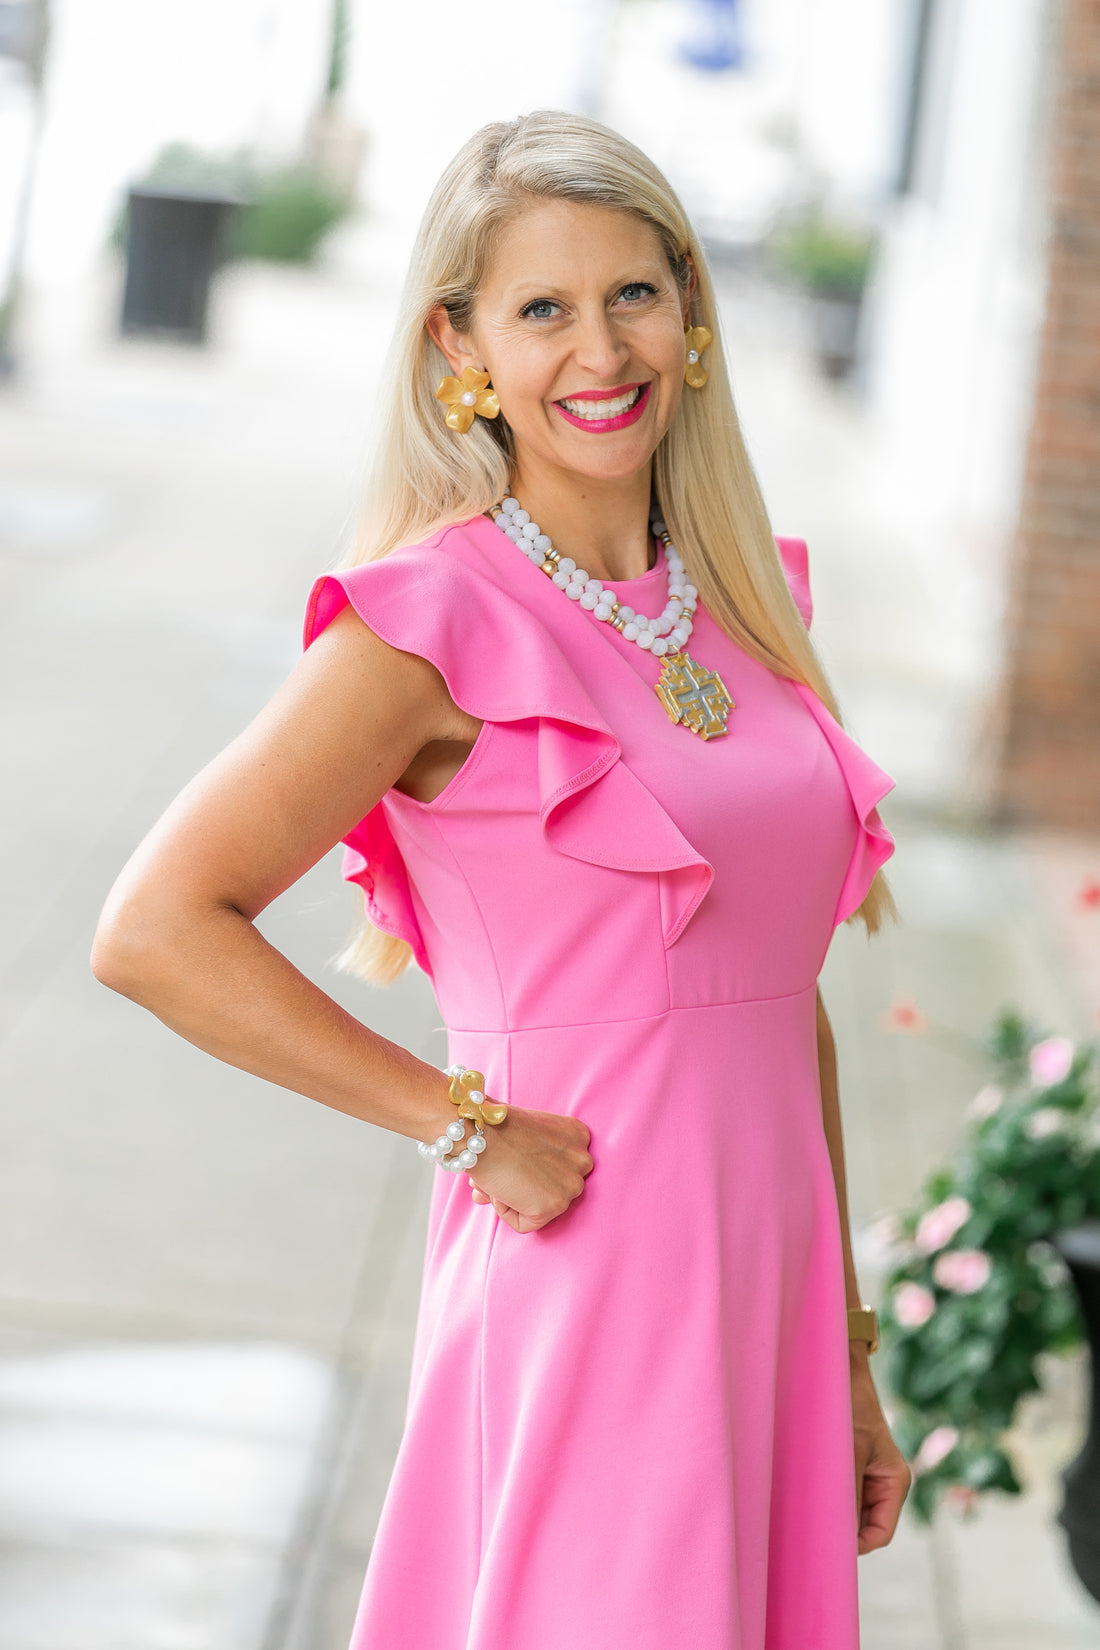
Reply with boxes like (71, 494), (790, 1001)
(1029, 1037), (1074, 1088)
(913, 1424), (959, 1473)
(894, 1281), (936, 1327)
(915, 1195), (972, 1254)
(1025, 1106), (1066, 1140)
(945, 1483), (980, 1515)
(933, 1248), (992, 1294)
(969, 1084), (1004, 1121)
(1076, 878), (1100, 912)
(881, 997), (928, 1035)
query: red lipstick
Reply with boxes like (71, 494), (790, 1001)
(553, 381), (651, 433)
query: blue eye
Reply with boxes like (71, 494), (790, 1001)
(520, 298), (559, 320)
(620, 282), (657, 301)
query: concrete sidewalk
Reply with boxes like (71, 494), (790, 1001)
(1, 225), (1098, 1649)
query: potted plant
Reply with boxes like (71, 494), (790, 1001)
(764, 207), (877, 380)
(111, 142), (355, 340)
(114, 145), (250, 342)
(873, 1008), (1100, 1596)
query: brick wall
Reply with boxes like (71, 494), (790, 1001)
(991, 0), (1100, 829)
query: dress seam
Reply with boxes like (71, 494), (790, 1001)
(540, 745), (617, 815)
(660, 870), (674, 1009)
(445, 981), (818, 1034)
(419, 812), (512, 1031)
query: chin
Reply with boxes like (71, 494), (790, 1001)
(552, 436), (658, 478)
(569, 454), (657, 484)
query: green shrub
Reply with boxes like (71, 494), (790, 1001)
(228, 166), (351, 264)
(875, 1009), (1100, 1523)
(110, 143), (352, 265)
(766, 212), (876, 298)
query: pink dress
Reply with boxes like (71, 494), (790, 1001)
(302, 512), (895, 1650)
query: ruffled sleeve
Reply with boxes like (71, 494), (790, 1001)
(773, 533), (894, 923)
(775, 536), (813, 628)
(303, 564), (428, 967)
(302, 533), (714, 970)
(790, 686), (895, 924)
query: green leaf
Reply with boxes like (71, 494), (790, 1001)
(962, 1447), (1022, 1494)
(924, 1168), (957, 1203)
(986, 1011), (1032, 1063)
(972, 1293), (1011, 1335)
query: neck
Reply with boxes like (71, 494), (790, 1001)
(501, 465), (656, 582)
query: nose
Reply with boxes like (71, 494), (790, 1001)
(569, 306), (632, 383)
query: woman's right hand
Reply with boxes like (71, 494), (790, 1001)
(466, 1108), (593, 1232)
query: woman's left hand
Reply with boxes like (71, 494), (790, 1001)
(851, 1353), (911, 1553)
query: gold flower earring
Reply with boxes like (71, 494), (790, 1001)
(684, 326), (712, 388)
(435, 365), (501, 433)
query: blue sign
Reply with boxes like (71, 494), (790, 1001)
(679, 0), (745, 73)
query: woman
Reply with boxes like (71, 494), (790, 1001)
(92, 110), (911, 1649)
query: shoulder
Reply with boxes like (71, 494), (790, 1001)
(302, 516), (504, 652)
(301, 514), (570, 730)
(774, 535), (813, 630)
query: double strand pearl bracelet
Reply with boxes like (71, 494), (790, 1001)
(491, 496), (699, 658)
(416, 1064), (510, 1173)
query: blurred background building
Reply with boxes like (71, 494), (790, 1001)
(2, 2), (1099, 1647)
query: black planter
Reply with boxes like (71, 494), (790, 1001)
(1050, 1222), (1100, 1603)
(806, 288), (864, 381)
(120, 186), (241, 344)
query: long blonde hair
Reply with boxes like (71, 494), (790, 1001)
(336, 109), (895, 984)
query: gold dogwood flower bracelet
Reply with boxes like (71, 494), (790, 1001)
(415, 1064), (509, 1172)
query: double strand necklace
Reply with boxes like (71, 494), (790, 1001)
(491, 496), (734, 740)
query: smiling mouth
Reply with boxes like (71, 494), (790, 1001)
(556, 384), (647, 420)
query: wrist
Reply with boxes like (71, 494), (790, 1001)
(848, 1331), (882, 1397)
(846, 1303), (879, 1354)
(413, 1064), (511, 1172)
(405, 1069), (460, 1145)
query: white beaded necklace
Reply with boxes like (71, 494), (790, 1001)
(490, 496), (734, 740)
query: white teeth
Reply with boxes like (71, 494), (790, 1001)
(560, 386), (644, 420)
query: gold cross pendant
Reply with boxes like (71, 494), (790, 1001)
(654, 652), (733, 739)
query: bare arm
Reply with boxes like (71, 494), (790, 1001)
(91, 604), (469, 1137)
(816, 988), (866, 1333)
(90, 602), (592, 1230)
(817, 984), (911, 1548)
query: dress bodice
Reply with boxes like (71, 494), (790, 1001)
(302, 514), (894, 1032)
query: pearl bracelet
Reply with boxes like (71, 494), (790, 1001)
(415, 1064), (509, 1173)
(416, 1115), (487, 1172)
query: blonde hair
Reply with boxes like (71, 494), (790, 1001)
(335, 109), (895, 984)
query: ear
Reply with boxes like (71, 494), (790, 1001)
(425, 303), (482, 376)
